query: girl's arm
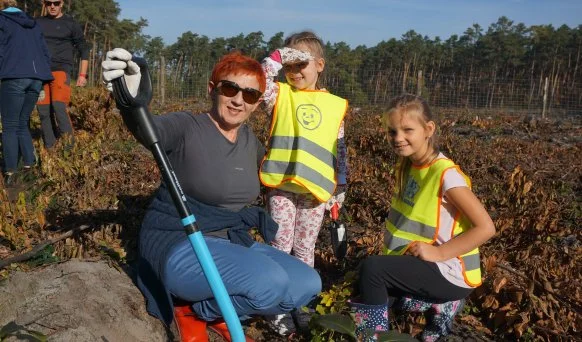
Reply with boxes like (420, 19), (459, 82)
(260, 51), (282, 114)
(409, 186), (496, 262)
(336, 121), (348, 185)
(260, 48), (314, 114)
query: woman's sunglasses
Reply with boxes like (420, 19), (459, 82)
(44, 1), (62, 7)
(216, 80), (262, 104)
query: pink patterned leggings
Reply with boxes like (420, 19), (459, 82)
(268, 188), (326, 267)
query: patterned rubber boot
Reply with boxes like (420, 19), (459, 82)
(349, 301), (389, 341)
(421, 298), (465, 342)
(394, 296), (432, 314)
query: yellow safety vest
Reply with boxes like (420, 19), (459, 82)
(383, 158), (483, 287)
(260, 82), (348, 202)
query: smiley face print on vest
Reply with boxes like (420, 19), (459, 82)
(296, 104), (322, 130)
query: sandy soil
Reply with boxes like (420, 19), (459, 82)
(0, 260), (167, 342)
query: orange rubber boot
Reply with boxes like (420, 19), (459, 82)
(208, 321), (254, 342)
(173, 304), (209, 342)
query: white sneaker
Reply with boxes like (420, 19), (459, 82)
(267, 313), (296, 336)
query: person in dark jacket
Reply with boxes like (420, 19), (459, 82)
(0, 0), (53, 185)
(102, 48), (322, 341)
(36, 0), (89, 149)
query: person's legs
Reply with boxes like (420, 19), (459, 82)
(421, 298), (465, 342)
(358, 255), (472, 305)
(50, 71), (74, 145)
(269, 189), (298, 254)
(350, 301), (389, 340)
(355, 255), (473, 341)
(253, 242), (321, 308)
(37, 77), (56, 148)
(293, 194), (326, 266)
(258, 241), (322, 336)
(164, 237), (320, 321)
(17, 79), (42, 167)
(1, 79), (26, 173)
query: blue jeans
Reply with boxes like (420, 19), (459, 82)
(165, 237), (322, 321)
(0, 78), (42, 172)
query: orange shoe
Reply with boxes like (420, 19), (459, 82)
(207, 321), (254, 342)
(173, 304), (209, 342)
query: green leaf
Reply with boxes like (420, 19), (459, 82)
(0, 321), (47, 341)
(24, 329), (48, 342)
(0, 321), (20, 339)
(312, 313), (357, 338)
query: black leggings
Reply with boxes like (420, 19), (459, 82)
(358, 255), (474, 305)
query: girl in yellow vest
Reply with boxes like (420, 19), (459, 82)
(351, 94), (495, 341)
(259, 30), (349, 335)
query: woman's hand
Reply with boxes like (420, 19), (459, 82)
(406, 241), (444, 262)
(101, 48), (141, 96)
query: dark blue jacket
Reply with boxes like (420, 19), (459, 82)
(0, 8), (53, 81)
(137, 185), (279, 325)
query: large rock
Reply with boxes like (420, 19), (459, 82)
(0, 260), (167, 341)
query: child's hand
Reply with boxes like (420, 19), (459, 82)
(407, 241), (444, 262)
(325, 184), (347, 212)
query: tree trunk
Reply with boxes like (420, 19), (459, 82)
(402, 62), (410, 93)
(88, 33), (96, 86)
(572, 44), (580, 88)
(160, 55), (166, 105)
(542, 77), (549, 118)
(416, 70), (423, 97)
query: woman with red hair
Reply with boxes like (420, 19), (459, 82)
(102, 48), (321, 341)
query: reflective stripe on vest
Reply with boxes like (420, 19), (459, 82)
(382, 158), (482, 287)
(260, 82), (348, 202)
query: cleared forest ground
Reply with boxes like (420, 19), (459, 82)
(1, 88), (580, 341)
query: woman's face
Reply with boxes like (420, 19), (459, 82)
(209, 73), (262, 130)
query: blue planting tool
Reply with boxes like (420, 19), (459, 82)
(111, 57), (245, 342)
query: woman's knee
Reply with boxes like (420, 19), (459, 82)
(301, 265), (322, 294)
(245, 265), (291, 310)
(285, 262), (321, 308)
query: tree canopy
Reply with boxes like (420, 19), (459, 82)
(22, 2), (580, 108)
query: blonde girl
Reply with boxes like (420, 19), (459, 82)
(260, 31), (348, 267)
(351, 94), (495, 341)
(259, 30), (349, 335)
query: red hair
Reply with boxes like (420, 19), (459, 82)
(210, 51), (266, 93)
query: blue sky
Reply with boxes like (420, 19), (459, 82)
(116, 0), (582, 48)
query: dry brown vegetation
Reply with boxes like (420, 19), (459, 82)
(1, 87), (580, 341)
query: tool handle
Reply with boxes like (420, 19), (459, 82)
(330, 202), (339, 220)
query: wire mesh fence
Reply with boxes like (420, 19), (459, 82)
(138, 66), (582, 117)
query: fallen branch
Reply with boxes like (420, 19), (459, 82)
(0, 225), (92, 269)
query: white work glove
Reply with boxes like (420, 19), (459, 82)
(325, 184), (347, 212)
(269, 47), (313, 65)
(101, 48), (141, 97)
(38, 89), (45, 102)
